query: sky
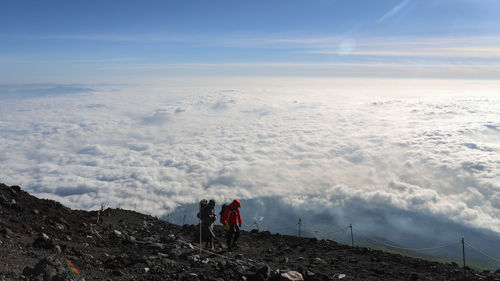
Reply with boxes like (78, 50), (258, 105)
(1, 0), (500, 82)
(1, 0), (500, 267)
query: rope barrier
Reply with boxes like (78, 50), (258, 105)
(302, 224), (319, 233)
(167, 212), (500, 269)
(269, 223), (299, 233)
(302, 224), (350, 236)
(302, 225), (321, 239)
(464, 241), (500, 264)
(352, 227), (460, 251)
(325, 225), (351, 235)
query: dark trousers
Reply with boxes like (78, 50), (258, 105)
(201, 222), (215, 244)
(226, 224), (240, 248)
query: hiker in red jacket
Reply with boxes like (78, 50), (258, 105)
(221, 199), (242, 250)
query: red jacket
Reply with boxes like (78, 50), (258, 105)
(221, 199), (242, 226)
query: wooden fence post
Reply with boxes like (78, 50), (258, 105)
(350, 224), (354, 247)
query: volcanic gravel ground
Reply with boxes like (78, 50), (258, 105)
(1, 183), (499, 281)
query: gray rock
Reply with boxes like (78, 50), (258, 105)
(189, 254), (201, 262)
(271, 271), (304, 281)
(247, 264), (271, 281)
(23, 256), (66, 280)
(149, 242), (164, 250)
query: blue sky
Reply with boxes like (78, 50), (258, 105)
(1, 0), (499, 82)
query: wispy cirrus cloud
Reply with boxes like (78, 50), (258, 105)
(2, 33), (499, 80)
(4, 32), (500, 59)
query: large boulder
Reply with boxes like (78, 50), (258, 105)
(246, 264), (271, 281)
(23, 256), (73, 281)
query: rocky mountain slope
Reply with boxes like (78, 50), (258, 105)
(1, 183), (499, 281)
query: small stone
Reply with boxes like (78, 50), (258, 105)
(189, 255), (201, 262)
(305, 271), (315, 277)
(280, 271), (304, 281)
(158, 253), (169, 258)
(149, 243), (164, 250)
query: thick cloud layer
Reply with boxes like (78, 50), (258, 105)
(0, 78), (499, 260)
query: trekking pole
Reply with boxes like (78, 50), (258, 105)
(350, 224), (354, 247)
(199, 205), (202, 256)
(183, 214), (186, 226)
(298, 218), (302, 238)
(462, 237), (466, 281)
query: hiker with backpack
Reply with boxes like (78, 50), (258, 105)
(220, 199), (242, 250)
(197, 199), (217, 249)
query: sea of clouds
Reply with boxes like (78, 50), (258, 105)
(0, 78), (499, 263)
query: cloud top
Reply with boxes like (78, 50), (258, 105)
(0, 79), (498, 242)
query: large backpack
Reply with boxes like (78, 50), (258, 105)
(197, 199), (208, 220)
(219, 203), (229, 224)
(199, 199), (208, 210)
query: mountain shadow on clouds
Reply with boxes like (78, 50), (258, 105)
(169, 196), (500, 269)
